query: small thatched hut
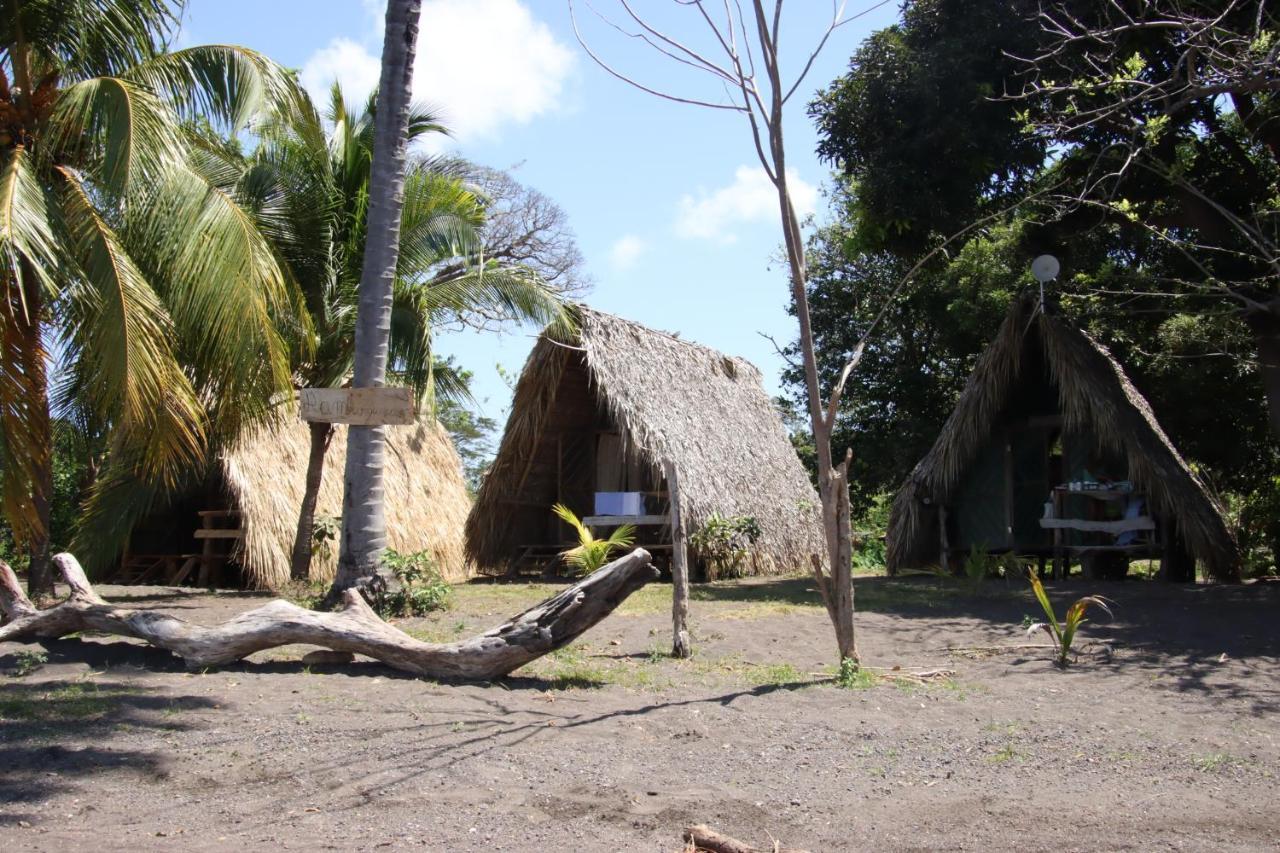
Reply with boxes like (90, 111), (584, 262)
(122, 419), (472, 589)
(886, 294), (1239, 581)
(465, 307), (823, 577)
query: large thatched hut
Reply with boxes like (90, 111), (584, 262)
(465, 307), (823, 577)
(120, 419), (472, 589)
(886, 294), (1239, 581)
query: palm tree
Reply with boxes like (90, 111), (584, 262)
(239, 84), (571, 584)
(0, 1), (308, 594)
(328, 0), (423, 600)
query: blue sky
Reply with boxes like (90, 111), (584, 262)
(180, 0), (900, 422)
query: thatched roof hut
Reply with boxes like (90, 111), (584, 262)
(886, 294), (1239, 581)
(465, 307), (823, 576)
(222, 419), (472, 588)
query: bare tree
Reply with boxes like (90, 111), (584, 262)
(468, 163), (592, 302)
(569, 0), (891, 667)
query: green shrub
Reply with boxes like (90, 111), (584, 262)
(690, 513), (762, 580)
(379, 550), (452, 616)
(850, 493), (891, 574)
(552, 504), (635, 575)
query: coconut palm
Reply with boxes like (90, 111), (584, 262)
(235, 83), (571, 583)
(0, 0), (308, 594)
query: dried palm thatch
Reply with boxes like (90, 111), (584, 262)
(223, 419), (472, 588)
(466, 306), (823, 574)
(886, 294), (1239, 580)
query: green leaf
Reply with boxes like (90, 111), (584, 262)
(53, 165), (206, 486)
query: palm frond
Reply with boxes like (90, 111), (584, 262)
(45, 75), (186, 199)
(0, 147), (62, 310)
(126, 44), (312, 136)
(420, 265), (569, 328)
(552, 502), (592, 544)
(5, 0), (175, 80)
(52, 165), (206, 485)
(121, 165), (298, 440)
(396, 168), (486, 274)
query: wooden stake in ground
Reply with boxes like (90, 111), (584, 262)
(664, 459), (692, 659)
(683, 824), (811, 853)
(0, 550), (657, 680)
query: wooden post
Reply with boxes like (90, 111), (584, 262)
(197, 513), (215, 588)
(1051, 488), (1065, 580)
(1003, 435), (1015, 551)
(664, 459), (692, 658)
(937, 504), (951, 575)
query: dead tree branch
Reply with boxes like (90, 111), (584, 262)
(0, 551), (657, 680)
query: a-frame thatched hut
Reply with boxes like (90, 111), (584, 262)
(465, 307), (823, 577)
(887, 294), (1239, 581)
(119, 419), (472, 589)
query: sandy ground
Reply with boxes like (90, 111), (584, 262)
(1, 573), (1278, 852)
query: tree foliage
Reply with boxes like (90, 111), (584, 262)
(0, 0), (308, 591)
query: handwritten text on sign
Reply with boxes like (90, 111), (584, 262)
(299, 387), (415, 426)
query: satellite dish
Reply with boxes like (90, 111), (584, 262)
(1031, 254), (1060, 283)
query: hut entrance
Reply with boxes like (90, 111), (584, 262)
(497, 352), (674, 577)
(114, 476), (246, 588)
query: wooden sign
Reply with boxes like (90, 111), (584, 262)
(300, 387), (415, 426)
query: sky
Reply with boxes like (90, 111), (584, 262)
(179, 0), (901, 423)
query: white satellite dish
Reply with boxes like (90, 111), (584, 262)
(1031, 254), (1060, 283)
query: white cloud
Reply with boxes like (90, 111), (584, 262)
(674, 166), (818, 244)
(299, 0), (574, 146)
(300, 38), (381, 107)
(609, 235), (646, 270)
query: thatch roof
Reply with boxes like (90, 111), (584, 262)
(886, 294), (1239, 580)
(466, 306), (824, 574)
(223, 418), (472, 588)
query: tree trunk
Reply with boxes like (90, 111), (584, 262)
(1, 549), (658, 680)
(290, 421), (335, 581)
(18, 275), (53, 600)
(752, 0), (857, 668)
(331, 0), (423, 599)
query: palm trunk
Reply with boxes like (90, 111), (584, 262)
(290, 421), (334, 582)
(329, 0), (423, 599)
(19, 275), (53, 599)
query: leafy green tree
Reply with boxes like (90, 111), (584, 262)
(0, 0), (306, 594)
(236, 84), (570, 583)
(812, 0), (1280, 435)
(433, 362), (499, 495)
(785, 182), (1279, 569)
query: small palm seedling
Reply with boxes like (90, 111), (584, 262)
(1026, 569), (1113, 666)
(552, 504), (636, 575)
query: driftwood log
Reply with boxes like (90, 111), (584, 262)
(683, 824), (811, 853)
(0, 549), (657, 680)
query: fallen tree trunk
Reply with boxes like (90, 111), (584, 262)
(0, 549), (657, 680)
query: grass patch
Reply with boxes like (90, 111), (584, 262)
(1191, 752), (1244, 773)
(519, 645), (610, 690)
(0, 680), (120, 722)
(8, 650), (48, 678)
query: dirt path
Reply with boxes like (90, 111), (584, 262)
(2, 576), (1278, 851)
